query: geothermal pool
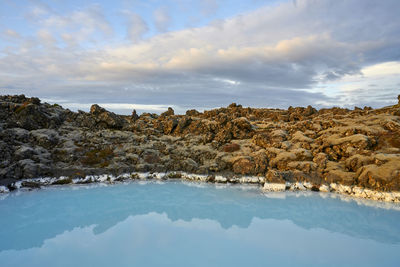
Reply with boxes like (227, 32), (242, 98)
(0, 181), (400, 267)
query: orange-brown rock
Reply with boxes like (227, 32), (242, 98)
(222, 143), (240, 152)
(233, 157), (255, 175)
(1, 94), (400, 194)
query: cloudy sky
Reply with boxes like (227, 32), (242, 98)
(1, 0), (400, 114)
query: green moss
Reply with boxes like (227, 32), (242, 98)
(53, 149), (68, 162)
(81, 147), (114, 167)
(99, 161), (110, 168)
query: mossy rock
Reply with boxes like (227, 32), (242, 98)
(14, 102), (30, 113)
(81, 147), (114, 167)
(167, 172), (182, 179)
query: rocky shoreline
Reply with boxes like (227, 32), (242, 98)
(1, 94), (400, 202)
(1, 171), (400, 203)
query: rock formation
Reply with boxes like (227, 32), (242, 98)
(1, 94), (400, 200)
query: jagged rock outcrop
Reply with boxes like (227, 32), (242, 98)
(131, 109), (139, 121)
(0, 95), (65, 130)
(1, 94), (400, 199)
(89, 104), (126, 129)
(160, 107), (174, 117)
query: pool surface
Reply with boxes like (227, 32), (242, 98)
(1, 181), (400, 267)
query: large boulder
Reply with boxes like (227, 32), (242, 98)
(214, 117), (253, 144)
(161, 107), (174, 117)
(163, 118), (178, 134)
(90, 104), (125, 129)
(131, 109), (139, 121)
(233, 157), (255, 175)
(0, 95), (64, 130)
(356, 155), (400, 191)
(252, 130), (288, 149)
(186, 109), (200, 116)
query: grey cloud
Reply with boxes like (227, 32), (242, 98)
(196, 62), (316, 89)
(1, 78), (335, 115)
(1, 0), (400, 112)
(333, 88), (399, 109)
(323, 66), (361, 81)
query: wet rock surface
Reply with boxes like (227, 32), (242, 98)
(1, 94), (400, 201)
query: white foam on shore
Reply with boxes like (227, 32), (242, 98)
(0, 186), (9, 193)
(2, 172), (400, 205)
(263, 183), (286, 192)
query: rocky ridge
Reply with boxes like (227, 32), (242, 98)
(1, 94), (400, 201)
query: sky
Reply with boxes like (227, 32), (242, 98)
(0, 0), (400, 114)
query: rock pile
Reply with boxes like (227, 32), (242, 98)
(1, 94), (400, 201)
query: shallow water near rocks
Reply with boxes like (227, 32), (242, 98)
(1, 181), (400, 267)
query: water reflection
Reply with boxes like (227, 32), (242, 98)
(1, 212), (399, 267)
(0, 181), (400, 254)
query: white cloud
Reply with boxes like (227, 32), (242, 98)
(24, 3), (52, 21)
(2, 29), (21, 39)
(214, 78), (240, 85)
(125, 12), (148, 42)
(314, 61), (400, 108)
(1, 29), (22, 43)
(328, 61), (400, 92)
(30, 4), (113, 47)
(153, 7), (171, 32)
(36, 29), (57, 47)
(362, 61), (400, 77)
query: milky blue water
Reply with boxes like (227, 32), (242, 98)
(1, 181), (400, 267)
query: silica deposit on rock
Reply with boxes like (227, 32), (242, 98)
(1, 94), (400, 201)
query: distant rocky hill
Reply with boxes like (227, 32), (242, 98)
(1, 94), (400, 198)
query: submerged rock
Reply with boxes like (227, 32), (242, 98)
(263, 183), (286, 192)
